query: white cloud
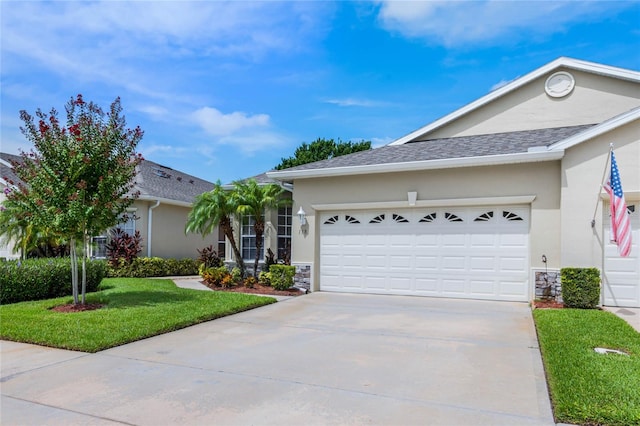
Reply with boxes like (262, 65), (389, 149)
(141, 144), (187, 157)
(190, 106), (288, 154)
(376, 1), (633, 47)
(137, 105), (170, 121)
(0, 1), (331, 102)
(191, 107), (270, 137)
(217, 131), (289, 155)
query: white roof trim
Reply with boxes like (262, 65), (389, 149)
(549, 107), (640, 151)
(267, 150), (564, 180)
(137, 195), (193, 208)
(390, 57), (640, 146)
(312, 195), (537, 212)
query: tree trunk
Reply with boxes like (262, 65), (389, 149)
(253, 220), (265, 278)
(220, 217), (245, 277)
(70, 238), (79, 305)
(81, 231), (88, 304)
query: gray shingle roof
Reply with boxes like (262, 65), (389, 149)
(0, 152), (22, 188)
(1, 152), (213, 204)
(134, 160), (214, 203)
(277, 125), (595, 172)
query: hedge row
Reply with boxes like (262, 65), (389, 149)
(561, 267), (601, 309)
(0, 258), (107, 304)
(107, 257), (199, 278)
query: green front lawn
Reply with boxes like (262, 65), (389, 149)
(0, 278), (276, 352)
(534, 308), (640, 426)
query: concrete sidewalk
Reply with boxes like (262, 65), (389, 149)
(602, 306), (640, 333)
(1, 293), (554, 425)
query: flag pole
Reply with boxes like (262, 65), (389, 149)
(591, 143), (613, 228)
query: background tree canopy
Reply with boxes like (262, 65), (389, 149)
(275, 138), (371, 170)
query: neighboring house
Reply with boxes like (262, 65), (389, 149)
(0, 152), (221, 260)
(267, 57), (640, 307)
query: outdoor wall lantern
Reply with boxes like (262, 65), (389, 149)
(297, 206), (307, 226)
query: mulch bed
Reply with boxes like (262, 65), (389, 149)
(200, 281), (305, 297)
(533, 299), (564, 309)
(51, 303), (105, 313)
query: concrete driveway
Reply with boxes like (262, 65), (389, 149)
(1, 293), (554, 425)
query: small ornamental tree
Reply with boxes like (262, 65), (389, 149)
(3, 95), (143, 304)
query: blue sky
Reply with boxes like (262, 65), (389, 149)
(2, 1), (639, 184)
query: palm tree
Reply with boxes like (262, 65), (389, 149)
(0, 198), (66, 259)
(234, 179), (291, 278)
(185, 181), (246, 276)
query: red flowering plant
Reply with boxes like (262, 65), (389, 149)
(1, 94), (144, 304)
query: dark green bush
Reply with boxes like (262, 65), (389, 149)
(561, 267), (601, 309)
(107, 257), (199, 278)
(0, 258), (107, 304)
(269, 264), (296, 290)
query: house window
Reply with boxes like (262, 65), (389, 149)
(277, 206), (292, 261)
(91, 212), (137, 259)
(217, 226), (226, 258)
(241, 214), (264, 261)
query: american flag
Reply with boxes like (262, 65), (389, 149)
(604, 150), (631, 257)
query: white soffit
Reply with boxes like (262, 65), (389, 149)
(266, 150), (564, 180)
(389, 57), (640, 146)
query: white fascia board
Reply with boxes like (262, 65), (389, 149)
(390, 57), (640, 146)
(137, 195), (193, 208)
(0, 158), (13, 168)
(549, 107), (640, 151)
(312, 195), (537, 212)
(266, 150), (564, 181)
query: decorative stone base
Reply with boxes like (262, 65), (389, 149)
(534, 269), (562, 302)
(292, 263), (312, 292)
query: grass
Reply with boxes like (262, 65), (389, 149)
(533, 308), (640, 426)
(0, 278), (276, 352)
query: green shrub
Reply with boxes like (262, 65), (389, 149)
(200, 265), (230, 287)
(258, 271), (271, 286)
(269, 264), (296, 291)
(561, 267), (601, 309)
(231, 267), (242, 283)
(107, 257), (198, 278)
(0, 258), (106, 304)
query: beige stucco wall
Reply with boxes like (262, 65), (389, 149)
(290, 161), (562, 290)
(424, 69), (640, 139)
(146, 202), (217, 259)
(560, 121), (640, 268)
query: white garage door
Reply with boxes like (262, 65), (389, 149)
(320, 206), (530, 302)
(604, 201), (640, 308)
